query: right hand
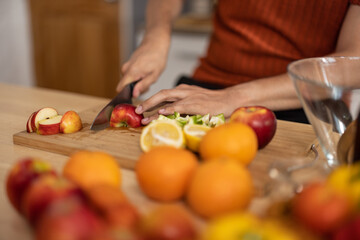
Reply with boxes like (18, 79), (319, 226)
(116, 40), (169, 98)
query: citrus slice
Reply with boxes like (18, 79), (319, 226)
(183, 124), (212, 152)
(140, 120), (185, 152)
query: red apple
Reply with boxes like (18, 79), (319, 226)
(140, 204), (197, 240)
(60, 110), (83, 133)
(37, 115), (62, 135)
(230, 106), (277, 149)
(104, 202), (141, 229)
(36, 196), (105, 240)
(26, 112), (36, 133)
(292, 182), (352, 235)
(6, 158), (56, 213)
(331, 215), (360, 240)
(110, 104), (143, 128)
(31, 107), (59, 131)
(22, 174), (84, 225)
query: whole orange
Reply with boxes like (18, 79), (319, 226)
(199, 122), (258, 165)
(135, 146), (199, 202)
(63, 151), (121, 190)
(186, 158), (254, 218)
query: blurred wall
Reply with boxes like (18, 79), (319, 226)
(0, 0), (34, 86)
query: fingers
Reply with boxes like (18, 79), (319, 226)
(136, 88), (187, 114)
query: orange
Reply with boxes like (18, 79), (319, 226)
(135, 146), (199, 202)
(85, 184), (128, 211)
(63, 151), (121, 190)
(199, 122), (258, 166)
(186, 158), (254, 218)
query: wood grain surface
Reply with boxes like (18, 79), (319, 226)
(3, 83), (329, 239)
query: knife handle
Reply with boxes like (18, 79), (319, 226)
(129, 80), (140, 98)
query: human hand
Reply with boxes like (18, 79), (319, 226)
(116, 40), (169, 98)
(135, 84), (238, 125)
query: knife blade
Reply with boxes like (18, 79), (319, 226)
(90, 81), (137, 131)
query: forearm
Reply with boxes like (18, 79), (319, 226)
(228, 74), (301, 112)
(142, 0), (184, 46)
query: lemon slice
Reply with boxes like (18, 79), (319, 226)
(183, 124), (212, 152)
(140, 120), (185, 152)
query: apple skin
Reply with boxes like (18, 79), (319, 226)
(35, 196), (105, 240)
(26, 112), (36, 133)
(331, 215), (360, 240)
(59, 110), (83, 134)
(230, 106), (277, 149)
(22, 174), (84, 226)
(110, 104), (144, 128)
(104, 202), (141, 229)
(37, 115), (62, 135)
(292, 182), (352, 235)
(31, 107), (59, 131)
(6, 158), (57, 213)
(139, 204), (197, 240)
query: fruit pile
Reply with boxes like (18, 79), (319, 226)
(140, 106), (277, 153)
(26, 107), (82, 135)
(289, 163), (360, 239)
(6, 152), (198, 240)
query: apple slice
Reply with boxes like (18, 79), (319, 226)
(26, 112), (36, 133)
(31, 108), (58, 131)
(37, 115), (62, 135)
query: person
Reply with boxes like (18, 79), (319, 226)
(116, 0), (360, 125)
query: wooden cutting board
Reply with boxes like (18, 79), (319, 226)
(13, 105), (144, 169)
(13, 105), (326, 186)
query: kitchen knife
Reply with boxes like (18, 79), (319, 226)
(90, 81), (137, 131)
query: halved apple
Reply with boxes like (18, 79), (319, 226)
(31, 108), (58, 131)
(37, 115), (63, 135)
(26, 112), (36, 133)
(60, 111), (82, 134)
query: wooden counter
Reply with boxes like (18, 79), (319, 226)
(0, 82), (329, 239)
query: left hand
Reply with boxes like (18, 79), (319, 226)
(135, 84), (238, 125)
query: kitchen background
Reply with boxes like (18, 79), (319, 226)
(0, 0), (213, 99)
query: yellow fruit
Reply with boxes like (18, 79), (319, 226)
(136, 146), (199, 201)
(140, 120), (185, 152)
(199, 122), (258, 165)
(202, 213), (260, 240)
(327, 163), (360, 210)
(183, 124), (212, 152)
(186, 158), (254, 218)
(63, 151), (121, 190)
(202, 213), (299, 240)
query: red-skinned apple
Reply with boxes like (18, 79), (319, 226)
(292, 182), (352, 235)
(26, 112), (36, 133)
(37, 115), (62, 135)
(22, 174), (84, 225)
(31, 107), (58, 131)
(60, 110), (83, 133)
(110, 104), (144, 128)
(331, 214), (360, 240)
(140, 204), (197, 240)
(104, 202), (141, 229)
(6, 158), (56, 213)
(230, 106), (277, 149)
(36, 196), (105, 240)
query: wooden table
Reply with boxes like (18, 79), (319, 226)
(0, 82), (329, 239)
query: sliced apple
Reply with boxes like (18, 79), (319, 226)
(26, 112), (36, 133)
(37, 115), (62, 135)
(31, 108), (58, 131)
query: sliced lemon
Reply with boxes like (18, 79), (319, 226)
(140, 120), (185, 152)
(183, 124), (212, 152)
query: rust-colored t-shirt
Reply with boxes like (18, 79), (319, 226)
(193, 0), (360, 87)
